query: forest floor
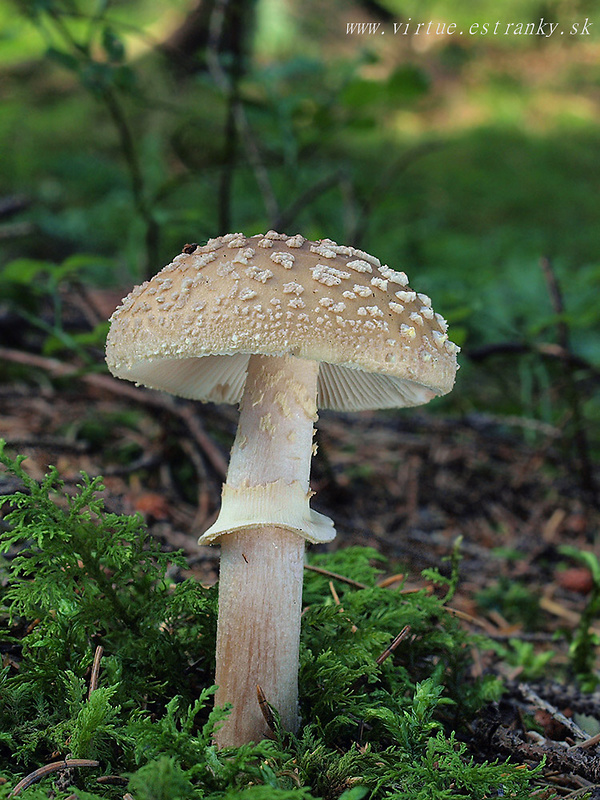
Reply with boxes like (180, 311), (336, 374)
(1, 287), (600, 798)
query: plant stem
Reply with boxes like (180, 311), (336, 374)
(206, 0), (279, 225)
(540, 256), (597, 509)
(43, 8), (160, 278)
(101, 89), (160, 277)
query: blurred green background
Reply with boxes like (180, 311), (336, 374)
(0, 0), (599, 488)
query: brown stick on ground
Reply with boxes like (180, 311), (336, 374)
(88, 645), (104, 698)
(0, 347), (228, 480)
(9, 760), (99, 797)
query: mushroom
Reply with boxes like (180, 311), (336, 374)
(105, 231), (459, 747)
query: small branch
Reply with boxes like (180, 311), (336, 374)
(178, 436), (213, 529)
(540, 257), (569, 353)
(540, 256), (597, 508)
(376, 573), (405, 588)
(101, 89), (160, 278)
(0, 347), (228, 479)
(71, 282), (104, 328)
(303, 563), (368, 590)
(96, 775), (128, 786)
(444, 605), (499, 633)
(2, 436), (89, 453)
(208, 0), (246, 234)
(88, 645), (104, 698)
(218, 88), (238, 234)
(375, 625), (411, 666)
(329, 580), (341, 606)
(467, 342), (600, 379)
(256, 684), (276, 736)
(569, 731), (600, 752)
(0, 222), (35, 240)
(41, 8), (159, 277)
(206, 0), (279, 224)
(0, 194), (30, 219)
(174, 401), (229, 479)
(273, 171), (344, 232)
(9, 759), (99, 797)
(518, 683), (588, 742)
(563, 788), (600, 800)
(350, 626), (411, 693)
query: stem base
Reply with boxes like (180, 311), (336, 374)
(214, 527), (304, 747)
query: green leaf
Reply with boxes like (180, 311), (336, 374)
(1, 258), (50, 285)
(102, 26), (126, 63)
(113, 64), (137, 92)
(341, 77), (386, 109)
(560, 546), (600, 584)
(80, 61), (114, 95)
(338, 789), (369, 800)
(45, 46), (80, 73)
(386, 65), (430, 101)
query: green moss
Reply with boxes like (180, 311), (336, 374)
(0, 443), (546, 798)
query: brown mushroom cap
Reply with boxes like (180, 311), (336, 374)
(106, 232), (459, 411)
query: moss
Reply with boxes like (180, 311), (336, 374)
(0, 442), (545, 798)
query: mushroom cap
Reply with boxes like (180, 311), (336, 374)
(106, 232), (459, 412)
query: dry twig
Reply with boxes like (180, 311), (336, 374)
(303, 563), (368, 590)
(88, 645), (104, 698)
(0, 347), (228, 479)
(256, 684), (276, 735)
(569, 732), (600, 752)
(563, 785), (600, 799)
(518, 683), (588, 742)
(8, 759), (99, 797)
(375, 625), (411, 666)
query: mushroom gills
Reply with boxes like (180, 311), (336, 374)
(318, 361), (436, 410)
(121, 353), (437, 411)
(121, 353), (247, 403)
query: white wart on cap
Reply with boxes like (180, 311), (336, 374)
(106, 231), (459, 411)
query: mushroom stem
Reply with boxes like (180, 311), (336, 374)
(214, 354), (319, 747)
(215, 527), (305, 746)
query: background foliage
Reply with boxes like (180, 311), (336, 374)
(1, 0), (599, 487)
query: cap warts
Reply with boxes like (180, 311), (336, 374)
(106, 231), (459, 410)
